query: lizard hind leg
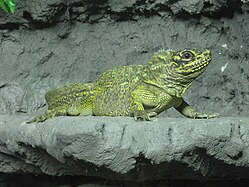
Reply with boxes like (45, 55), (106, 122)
(67, 97), (94, 116)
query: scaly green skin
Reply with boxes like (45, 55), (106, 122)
(27, 83), (96, 123)
(27, 49), (219, 123)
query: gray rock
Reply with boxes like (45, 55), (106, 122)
(0, 83), (27, 114)
(0, 13), (248, 117)
(1, 115), (249, 180)
(0, 0), (248, 185)
(0, 0), (248, 28)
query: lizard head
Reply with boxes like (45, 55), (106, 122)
(169, 49), (211, 81)
(147, 49), (212, 96)
(149, 49), (212, 83)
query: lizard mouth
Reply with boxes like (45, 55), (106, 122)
(191, 58), (211, 72)
(178, 59), (210, 76)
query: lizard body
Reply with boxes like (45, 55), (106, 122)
(28, 49), (219, 123)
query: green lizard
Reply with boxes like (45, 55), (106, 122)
(27, 48), (219, 123)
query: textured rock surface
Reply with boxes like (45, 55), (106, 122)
(0, 0), (248, 118)
(0, 0), (249, 186)
(1, 115), (249, 181)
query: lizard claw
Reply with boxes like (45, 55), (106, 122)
(193, 112), (219, 119)
(134, 111), (157, 121)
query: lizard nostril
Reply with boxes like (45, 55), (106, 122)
(203, 50), (211, 57)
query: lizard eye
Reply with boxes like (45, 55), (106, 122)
(181, 51), (194, 60)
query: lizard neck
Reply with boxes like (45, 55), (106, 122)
(143, 77), (192, 97)
(144, 64), (193, 98)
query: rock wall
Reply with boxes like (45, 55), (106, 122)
(0, 0), (249, 186)
(0, 0), (248, 117)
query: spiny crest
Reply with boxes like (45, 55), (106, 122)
(147, 49), (174, 71)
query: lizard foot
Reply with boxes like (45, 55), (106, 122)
(134, 111), (157, 121)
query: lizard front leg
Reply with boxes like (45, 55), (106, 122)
(130, 89), (157, 121)
(130, 85), (176, 121)
(175, 99), (219, 119)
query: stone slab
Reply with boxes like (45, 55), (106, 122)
(1, 115), (249, 181)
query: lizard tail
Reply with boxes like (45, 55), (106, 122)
(26, 110), (59, 124)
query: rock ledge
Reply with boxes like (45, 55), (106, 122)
(0, 115), (249, 181)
